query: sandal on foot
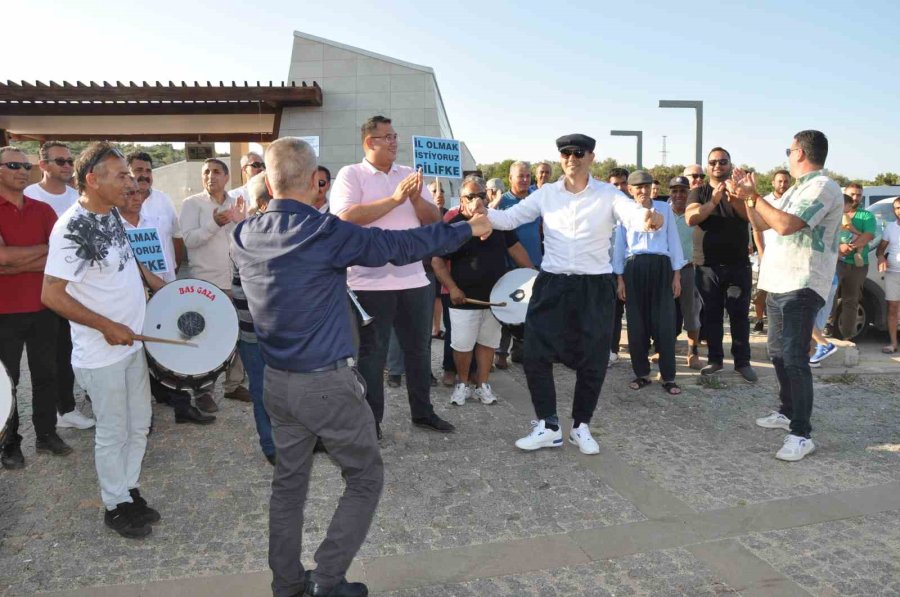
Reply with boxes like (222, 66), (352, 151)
(629, 377), (652, 390)
(662, 381), (681, 395)
(883, 345), (898, 354)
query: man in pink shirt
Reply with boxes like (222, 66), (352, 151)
(330, 115), (452, 438)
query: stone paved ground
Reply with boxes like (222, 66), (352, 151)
(1, 331), (898, 596)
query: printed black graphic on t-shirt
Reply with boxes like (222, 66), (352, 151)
(63, 209), (132, 275)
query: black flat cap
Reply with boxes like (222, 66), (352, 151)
(668, 175), (690, 188)
(556, 134), (596, 153)
(627, 170), (653, 185)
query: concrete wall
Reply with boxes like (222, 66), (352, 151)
(281, 31), (473, 203)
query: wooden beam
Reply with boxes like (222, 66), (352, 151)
(0, 83), (322, 105)
(7, 132), (278, 143)
(0, 102), (280, 116)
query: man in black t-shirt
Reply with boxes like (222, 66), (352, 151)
(685, 147), (758, 382)
(432, 176), (534, 406)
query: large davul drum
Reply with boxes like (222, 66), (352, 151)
(142, 278), (239, 391)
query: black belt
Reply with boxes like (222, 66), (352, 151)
(306, 358), (350, 373)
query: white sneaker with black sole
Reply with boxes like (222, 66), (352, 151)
(474, 383), (498, 404)
(515, 420), (563, 451)
(568, 423), (600, 455)
(755, 411), (791, 431)
(449, 383), (471, 406)
(776, 434), (815, 461)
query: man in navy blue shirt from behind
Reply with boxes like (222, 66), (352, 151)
(231, 137), (492, 597)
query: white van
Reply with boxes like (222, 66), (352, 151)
(862, 185), (900, 209)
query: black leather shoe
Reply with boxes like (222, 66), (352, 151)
(386, 374), (401, 388)
(303, 578), (368, 596)
(36, 432), (74, 456)
(1, 444), (25, 469)
(175, 405), (216, 425)
(412, 413), (455, 433)
(128, 488), (161, 524)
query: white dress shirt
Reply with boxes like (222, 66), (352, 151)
(179, 191), (237, 289)
(487, 177), (649, 275)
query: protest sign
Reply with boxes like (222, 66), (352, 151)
(413, 136), (462, 178)
(125, 227), (169, 274)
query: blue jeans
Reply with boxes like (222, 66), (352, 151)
(814, 275), (839, 331)
(238, 340), (275, 456)
(767, 288), (824, 438)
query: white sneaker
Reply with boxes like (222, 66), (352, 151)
(57, 409), (95, 430)
(568, 423), (600, 455)
(608, 352), (619, 368)
(449, 383), (471, 406)
(776, 434), (815, 461)
(515, 420), (563, 451)
(474, 383), (498, 404)
(755, 411), (791, 431)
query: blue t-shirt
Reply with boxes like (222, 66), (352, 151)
(497, 191), (543, 267)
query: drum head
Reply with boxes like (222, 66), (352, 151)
(0, 360), (12, 442)
(142, 278), (239, 376)
(490, 268), (538, 325)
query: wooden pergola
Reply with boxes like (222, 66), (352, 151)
(0, 80), (323, 143)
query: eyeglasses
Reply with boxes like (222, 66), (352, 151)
(708, 159), (730, 166)
(785, 147), (800, 157)
(689, 173), (706, 180)
(461, 192), (487, 201)
(86, 146), (126, 174)
(369, 134), (399, 143)
(560, 149), (586, 158)
(246, 161), (265, 169)
(317, 179), (329, 188)
(45, 157), (75, 167)
(0, 161), (33, 171)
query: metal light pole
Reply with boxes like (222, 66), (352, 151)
(610, 130), (643, 169)
(659, 100), (703, 165)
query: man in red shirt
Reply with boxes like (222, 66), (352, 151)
(0, 146), (72, 469)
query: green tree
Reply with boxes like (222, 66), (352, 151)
(10, 140), (185, 166)
(872, 172), (900, 186)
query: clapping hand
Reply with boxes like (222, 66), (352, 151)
(230, 195), (247, 223)
(731, 168), (757, 201)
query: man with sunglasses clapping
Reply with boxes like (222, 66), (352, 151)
(685, 148), (758, 382)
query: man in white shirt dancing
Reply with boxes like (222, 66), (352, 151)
(487, 134), (662, 455)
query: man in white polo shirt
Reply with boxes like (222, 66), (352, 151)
(180, 158), (251, 410)
(330, 115), (452, 438)
(25, 141), (95, 431)
(127, 151), (185, 278)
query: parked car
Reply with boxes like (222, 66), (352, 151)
(833, 196), (900, 339)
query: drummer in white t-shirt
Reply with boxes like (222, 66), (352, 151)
(126, 151), (185, 275)
(42, 142), (167, 539)
(24, 141), (96, 431)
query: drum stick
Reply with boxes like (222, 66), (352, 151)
(465, 298), (508, 307)
(135, 334), (198, 348)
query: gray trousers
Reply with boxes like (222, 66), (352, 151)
(264, 365), (384, 597)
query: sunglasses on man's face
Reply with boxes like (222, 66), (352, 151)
(247, 162), (265, 169)
(690, 173), (706, 180)
(46, 158), (75, 167)
(560, 149), (586, 159)
(708, 159), (730, 166)
(462, 192), (487, 201)
(0, 161), (33, 171)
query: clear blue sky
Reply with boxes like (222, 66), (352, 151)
(8, 0), (899, 179)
